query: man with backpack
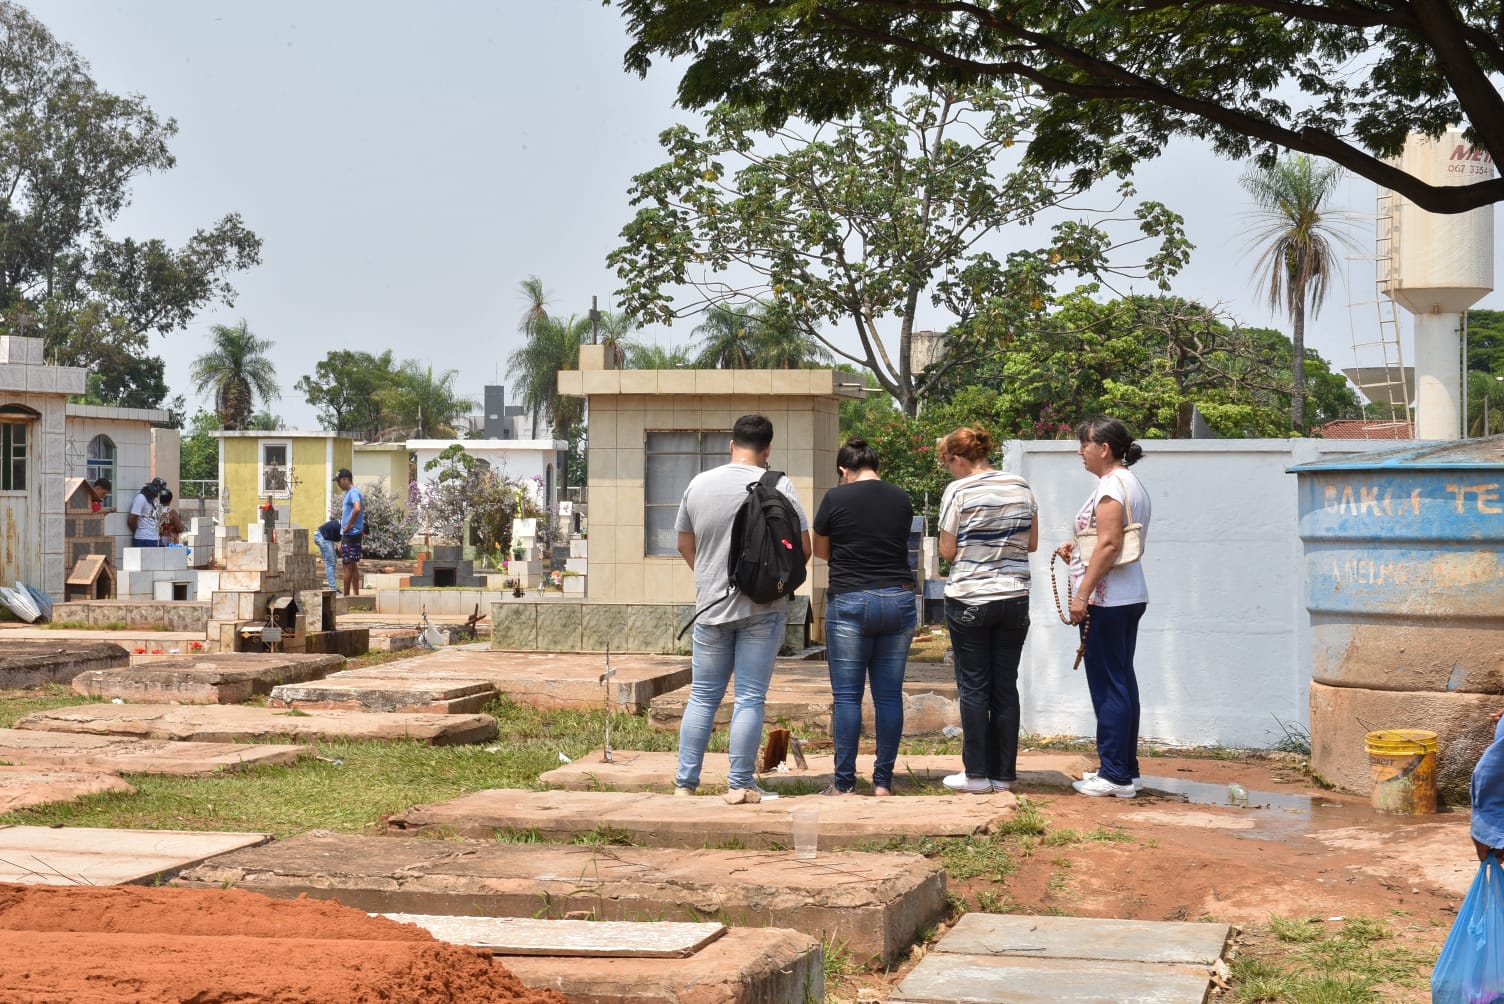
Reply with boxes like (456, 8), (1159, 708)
(673, 414), (811, 804)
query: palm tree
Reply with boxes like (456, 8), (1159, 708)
(1240, 154), (1351, 433)
(507, 276), (587, 484)
(691, 303), (760, 369)
(625, 341), (694, 369)
(596, 308), (635, 368)
(380, 362), (476, 439)
(190, 320), (279, 430)
(751, 301), (831, 368)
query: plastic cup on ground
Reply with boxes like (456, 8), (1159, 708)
(791, 808), (819, 860)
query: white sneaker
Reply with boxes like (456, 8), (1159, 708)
(1084, 770), (1141, 785)
(1072, 775), (1136, 798)
(673, 786), (693, 797)
(942, 772), (995, 794)
(989, 779), (1012, 792)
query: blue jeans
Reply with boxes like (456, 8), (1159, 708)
(676, 610), (788, 791)
(1081, 602), (1146, 786)
(946, 595), (1030, 781)
(131, 538), (161, 548)
(313, 532), (338, 591)
(825, 587), (917, 791)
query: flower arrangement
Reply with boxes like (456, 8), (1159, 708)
(189, 641), (204, 652)
(548, 570), (563, 588)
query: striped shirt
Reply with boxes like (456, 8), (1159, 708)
(939, 470), (1038, 602)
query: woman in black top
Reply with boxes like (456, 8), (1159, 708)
(812, 437), (917, 795)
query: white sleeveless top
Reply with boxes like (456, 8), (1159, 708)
(1070, 468), (1150, 607)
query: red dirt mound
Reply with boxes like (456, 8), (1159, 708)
(0, 884), (568, 1004)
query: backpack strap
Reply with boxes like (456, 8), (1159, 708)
(675, 469), (790, 640)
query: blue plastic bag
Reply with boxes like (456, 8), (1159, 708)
(1434, 853), (1504, 1003)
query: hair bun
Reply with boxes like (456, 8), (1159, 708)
(1123, 442), (1144, 466)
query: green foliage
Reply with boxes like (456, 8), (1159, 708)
(0, 3), (261, 409)
(1467, 309), (1504, 374)
(419, 445), (521, 555)
(623, 341), (693, 369)
(613, 0), (1503, 214)
(379, 362), (475, 440)
(359, 480), (420, 560)
(294, 350), (400, 440)
(835, 363), (896, 439)
(507, 277), (586, 484)
(189, 320), (279, 430)
(609, 89), (1190, 416)
(690, 302), (830, 369)
(178, 410), (222, 483)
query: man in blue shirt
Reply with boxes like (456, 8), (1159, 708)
(336, 469), (364, 596)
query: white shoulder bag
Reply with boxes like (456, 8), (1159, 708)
(1074, 473), (1143, 567)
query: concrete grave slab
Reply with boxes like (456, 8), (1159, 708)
(0, 727), (309, 775)
(71, 653), (345, 704)
(891, 953), (1215, 1004)
(0, 765), (133, 812)
(539, 749), (1091, 792)
(177, 830), (944, 966)
(0, 640), (130, 689)
(384, 914), (726, 957)
(387, 787), (1016, 850)
(0, 825), (270, 885)
(15, 703), (498, 746)
(935, 912), (1233, 966)
(356, 649), (693, 714)
(649, 658), (960, 734)
(503, 927), (822, 1004)
(269, 675), (497, 714)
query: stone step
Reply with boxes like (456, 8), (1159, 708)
(176, 830), (943, 967)
(0, 727), (308, 775)
(367, 628), (418, 652)
(387, 787), (1016, 851)
(649, 659), (958, 734)
(71, 653), (344, 704)
(370, 649), (693, 714)
(387, 914), (726, 958)
(891, 912), (1232, 1004)
(269, 675), (497, 714)
(15, 703), (498, 746)
(335, 594), (376, 613)
(0, 765), (132, 812)
(0, 640), (130, 688)
(540, 749), (1091, 792)
(503, 927), (822, 1004)
(0, 825), (269, 886)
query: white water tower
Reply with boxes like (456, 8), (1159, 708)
(1378, 128), (1496, 439)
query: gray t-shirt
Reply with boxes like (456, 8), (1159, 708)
(675, 462), (810, 625)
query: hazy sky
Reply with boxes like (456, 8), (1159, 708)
(19, 1), (1503, 429)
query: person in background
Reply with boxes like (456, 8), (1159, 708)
(1056, 416), (1152, 799)
(313, 518), (341, 593)
(1473, 708), (1504, 862)
(88, 477), (113, 513)
(937, 426), (1038, 794)
(336, 468), (364, 596)
(156, 489), (184, 545)
(127, 478), (165, 548)
(812, 436), (917, 797)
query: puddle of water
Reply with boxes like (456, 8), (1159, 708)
(1135, 775), (1452, 841)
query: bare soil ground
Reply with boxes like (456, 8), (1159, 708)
(842, 752), (1467, 1003)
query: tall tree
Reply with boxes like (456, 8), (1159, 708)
(613, 0), (1504, 213)
(506, 276), (587, 485)
(380, 363), (475, 439)
(0, 3), (261, 408)
(624, 341), (693, 369)
(1240, 154), (1350, 433)
(690, 304), (758, 370)
(611, 89), (1188, 415)
(295, 349), (400, 440)
(595, 308), (635, 367)
(189, 320), (279, 430)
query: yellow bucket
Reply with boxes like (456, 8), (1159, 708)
(1365, 729), (1439, 815)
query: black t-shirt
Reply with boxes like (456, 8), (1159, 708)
(813, 479), (915, 597)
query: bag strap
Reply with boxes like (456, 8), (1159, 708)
(1090, 471), (1134, 527)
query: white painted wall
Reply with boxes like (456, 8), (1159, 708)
(1001, 438), (1377, 750)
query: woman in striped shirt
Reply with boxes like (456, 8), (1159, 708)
(937, 426), (1039, 794)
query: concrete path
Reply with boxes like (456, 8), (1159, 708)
(649, 658), (960, 734)
(0, 764), (133, 812)
(540, 749), (1091, 792)
(0, 727), (309, 775)
(0, 825), (270, 885)
(14, 703), (498, 745)
(176, 829), (944, 966)
(0, 640), (130, 688)
(376, 649), (692, 714)
(71, 653), (345, 703)
(891, 913), (1231, 1004)
(269, 675), (497, 714)
(387, 787), (1018, 850)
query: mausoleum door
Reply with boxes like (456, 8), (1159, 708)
(0, 414), (38, 589)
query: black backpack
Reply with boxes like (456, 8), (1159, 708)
(679, 469), (806, 637)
